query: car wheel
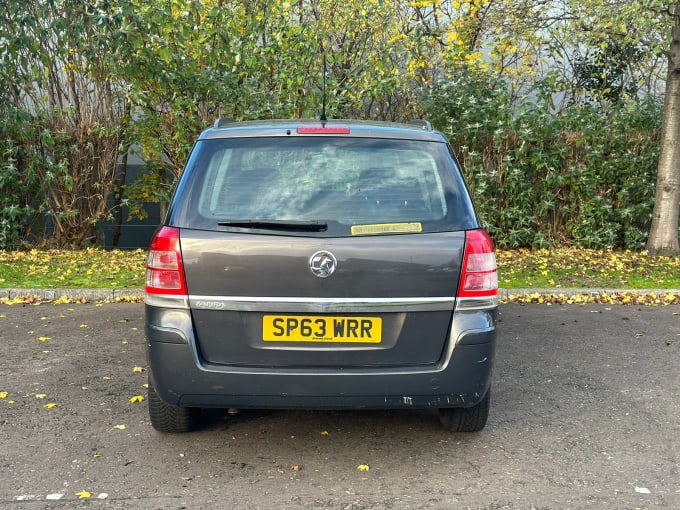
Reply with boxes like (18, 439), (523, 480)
(148, 376), (200, 433)
(438, 389), (490, 432)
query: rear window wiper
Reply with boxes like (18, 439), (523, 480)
(217, 220), (328, 232)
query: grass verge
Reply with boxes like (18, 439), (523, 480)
(0, 247), (679, 291)
(497, 248), (680, 289)
(0, 248), (147, 289)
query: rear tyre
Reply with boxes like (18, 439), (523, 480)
(148, 376), (200, 433)
(438, 389), (490, 432)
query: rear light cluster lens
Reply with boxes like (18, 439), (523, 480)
(458, 229), (498, 298)
(146, 226), (188, 295)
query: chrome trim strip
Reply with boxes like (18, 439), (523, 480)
(145, 293), (190, 309)
(145, 294), (498, 313)
(188, 295), (456, 313)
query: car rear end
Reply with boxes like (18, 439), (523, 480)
(145, 120), (498, 432)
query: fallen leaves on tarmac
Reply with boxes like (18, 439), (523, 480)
(501, 291), (680, 306)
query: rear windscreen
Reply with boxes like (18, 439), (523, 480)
(169, 136), (478, 236)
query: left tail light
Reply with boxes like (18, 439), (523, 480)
(145, 226), (188, 295)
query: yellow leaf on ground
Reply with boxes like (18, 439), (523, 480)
(357, 464), (370, 471)
(43, 403), (57, 409)
(113, 424), (126, 430)
(132, 366), (146, 373)
(129, 395), (144, 404)
(0, 392), (7, 399)
(35, 394), (47, 399)
(38, 336), (51, 342)
(320, 430), (329, 436)
(79, 324), (88, 328)
(76, 491), (92, 499)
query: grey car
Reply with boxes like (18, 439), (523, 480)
(145, 119), (498, 433)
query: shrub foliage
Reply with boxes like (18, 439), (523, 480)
(424, 73), (661, 250)
(0, 0), (669, 250)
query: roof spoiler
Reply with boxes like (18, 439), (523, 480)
(212, 118), (434, 131)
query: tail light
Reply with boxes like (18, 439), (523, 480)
(458, 229), (498, 298)
(145, 226), (188, 295)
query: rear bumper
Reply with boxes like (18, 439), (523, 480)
(145, 305), (497, 410)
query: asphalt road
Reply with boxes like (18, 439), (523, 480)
(0, 303), (678, 509)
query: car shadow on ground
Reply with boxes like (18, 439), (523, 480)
(195, 407), (445, 434)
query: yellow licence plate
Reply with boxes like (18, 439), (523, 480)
(263, 315), (382, 343)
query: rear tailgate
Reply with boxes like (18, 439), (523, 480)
(181, 229), (465, 368)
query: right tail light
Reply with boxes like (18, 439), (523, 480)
(458, 229), (498, 298)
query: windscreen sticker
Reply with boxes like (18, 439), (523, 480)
(351, 223), (423, 236)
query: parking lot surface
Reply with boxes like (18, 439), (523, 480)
(0, 302), (678, 509)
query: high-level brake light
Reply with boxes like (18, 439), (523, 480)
(297, 126), (351, 134)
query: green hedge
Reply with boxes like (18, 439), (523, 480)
(424, 74), (661, 250)
(0, 74), (664, 250)
(0, 106), (42, 249)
